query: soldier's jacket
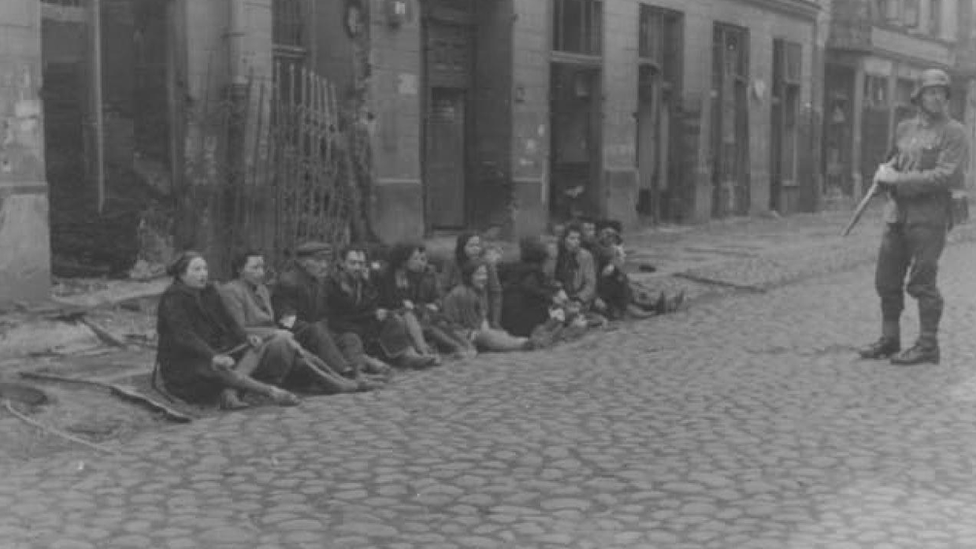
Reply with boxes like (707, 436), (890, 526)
(884, 113), (970, 227)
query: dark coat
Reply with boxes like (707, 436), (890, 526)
(156, 281), (248, 403)
(271, 264), (328, 331)
(379, 266), (443, 310)
(501, 263), (560, 337)
(324, 270), (412, 358)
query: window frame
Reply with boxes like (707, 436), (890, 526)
(552, 0), (604, 57)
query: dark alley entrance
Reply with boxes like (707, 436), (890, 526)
(41, 0), (177, 276)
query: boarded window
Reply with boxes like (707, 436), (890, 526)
(553, 0), (603, 55)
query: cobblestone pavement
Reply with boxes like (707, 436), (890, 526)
(2, 242), (976, 549)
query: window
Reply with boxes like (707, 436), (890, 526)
(639, 5), (682, 83)
(553, 0), (603, 56)
(895, 77), (916, 122)
(928, 0), (942, 36)
(903, 0), (920, 27)
(273, 0), (306, 50)
(864, 75), (889, 108)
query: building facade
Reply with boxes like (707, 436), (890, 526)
(326, 0), (827, 240)
(825, 0), (976, 203)
(0, 0), (49, 305)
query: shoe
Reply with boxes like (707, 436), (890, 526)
(654, 291), (667, 314)
(399, 352), (438, 369)
(890, 345), (940, 366)
(666, 291), (685, 313)
(857, 337), (901, 360)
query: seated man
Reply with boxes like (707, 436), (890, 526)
(554, 223), (606, 327)
(272, 241), (389, 387)
(325, 244), (438, 369)
(593, 221), (683, 319)
(221, 249), (359, 394)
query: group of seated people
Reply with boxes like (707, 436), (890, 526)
(154, 219), (684, 410)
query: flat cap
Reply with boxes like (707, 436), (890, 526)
(294, 241), (333, 257)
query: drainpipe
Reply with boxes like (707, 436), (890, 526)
(91, 0), (106, 214)
(227, 0), (247, 87)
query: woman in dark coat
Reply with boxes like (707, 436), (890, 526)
(501, 236), (566, 337)
(440, 232), (504, 328)
(380, 242), (476, 358)
(155, 251), (300, 409)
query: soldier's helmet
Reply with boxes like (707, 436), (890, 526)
(911, 68), (952, 103)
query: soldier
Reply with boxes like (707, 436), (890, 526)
(858, 68), (969, 366)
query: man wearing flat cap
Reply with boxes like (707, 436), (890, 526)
(273, 241), (386, 385)
(858, 68), (969, 366)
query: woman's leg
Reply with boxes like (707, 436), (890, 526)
(473, 328), (529, 352)
(213, 339), (299, 408)
(403, 311), (434, 355)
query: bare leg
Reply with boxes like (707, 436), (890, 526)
(473, 328), (529, 353)
(403, 311), (432, 354)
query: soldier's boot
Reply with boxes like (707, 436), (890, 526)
(858, 321), (901, 359)
(891, 315), (940, 366)
(890, 344), (940, 366)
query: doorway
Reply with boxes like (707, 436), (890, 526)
(423, 0), (474, 230)
(635, 5), (683, 222)
(549, 63), (602, 222)
(42, 0), (177, 275)
(770, 39), (801, 213)
(711, 23), (750, 218)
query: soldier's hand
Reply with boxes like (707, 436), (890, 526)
(874, 164), (898, 184)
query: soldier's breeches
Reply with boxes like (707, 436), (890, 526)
(874, 223), (946, 345)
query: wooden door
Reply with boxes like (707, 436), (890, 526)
(426, 88), (467, 227)
(711, 24), (750, 218)
(424, 10), (473, 229)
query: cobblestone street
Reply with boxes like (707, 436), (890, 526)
(2, 241), (976, 549)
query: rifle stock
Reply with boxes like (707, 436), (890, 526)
(841, 177), (881, 237)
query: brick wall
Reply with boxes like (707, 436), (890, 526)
(0, 0), (50, 304)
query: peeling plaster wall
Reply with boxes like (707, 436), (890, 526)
(0, 0), (50, 305)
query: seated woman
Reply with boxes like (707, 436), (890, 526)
(501, 236), (566, 338)
(155, 251), (300, 409)
(440, 232), (503, 328)
(444, 260), (530, 352)
(325, 244), (439, 369)
(220, 250), (360, 394)
(554, 224), (606, 327)
(380, 242), (477, 359)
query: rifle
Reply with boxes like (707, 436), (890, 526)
(842, 151), (899, 237)
(841, 177), (881, 237)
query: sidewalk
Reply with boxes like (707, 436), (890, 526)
(2, 205), (973, 363)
